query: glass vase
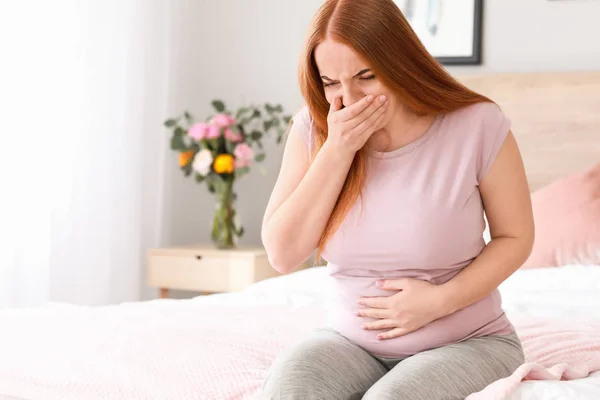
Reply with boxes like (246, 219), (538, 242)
(211, 178), (237, 249)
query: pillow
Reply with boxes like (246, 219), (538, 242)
(521, 162), (600, 268)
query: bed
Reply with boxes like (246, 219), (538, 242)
(0, 71), (599, 400)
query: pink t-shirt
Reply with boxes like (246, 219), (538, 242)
(294, 101), (515, 358)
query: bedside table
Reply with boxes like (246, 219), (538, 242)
(147, 245), (280, 298)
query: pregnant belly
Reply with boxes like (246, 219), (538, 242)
(325, 276), (512, 358)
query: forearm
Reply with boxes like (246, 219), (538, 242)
(262, 142), (354, 272)
(439, 235), (533, 315)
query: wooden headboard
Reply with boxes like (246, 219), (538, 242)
(455, 71), (600, 191)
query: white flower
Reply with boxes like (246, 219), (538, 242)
(192, 149), (213, 176)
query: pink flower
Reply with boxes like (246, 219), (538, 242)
(206, 124), (220, 139)
(234, 143), (254, 168)
(211, 113), (236, 128)
(188, 122), (209, 140)
(224, 127), (243, 143)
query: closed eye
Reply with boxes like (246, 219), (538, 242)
(323, 75), (376, 88)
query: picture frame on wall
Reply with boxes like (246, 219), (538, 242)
(395, 0), (484, 65)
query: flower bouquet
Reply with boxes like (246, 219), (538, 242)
(164, 100), (290, 249)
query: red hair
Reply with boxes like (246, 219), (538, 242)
(298, 0), (491, 260)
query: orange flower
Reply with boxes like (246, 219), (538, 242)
(179, 150), (194, 167)
(213, 154), (235, 174)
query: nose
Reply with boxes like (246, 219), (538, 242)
(341, 84), (363, 108)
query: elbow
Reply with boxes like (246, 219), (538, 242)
(266, 251), (300, 275)
(262, 230), (309, 275)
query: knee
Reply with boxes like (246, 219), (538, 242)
(260, 344), (329, 400)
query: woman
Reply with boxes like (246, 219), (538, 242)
(260, 0), (534, 399)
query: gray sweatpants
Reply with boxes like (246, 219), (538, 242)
(261, 327), (524, 400)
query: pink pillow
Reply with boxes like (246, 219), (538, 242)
(522, 163), (600, 268)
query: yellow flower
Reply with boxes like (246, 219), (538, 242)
(213, 154), (235, 174)
(179, 150), (194, 167)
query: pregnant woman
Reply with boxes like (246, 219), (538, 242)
(261, 0), (534, 399)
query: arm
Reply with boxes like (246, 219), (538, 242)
(262, 96), (389, 274)
(439, 131), (534, 314)
(261, 127), (354, 274)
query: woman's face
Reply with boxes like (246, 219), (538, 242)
(314, 38), (397, 124)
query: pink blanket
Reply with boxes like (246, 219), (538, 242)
(0, 301), (598, 400)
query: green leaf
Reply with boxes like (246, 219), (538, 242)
(184, 111), (194, 124)
(212, 100), (226, 112)
(271, 118), (281, 127)
(174, 126), (185, 136)
(170, 135), (186, 150)
(236, 167), (250, 176)
(273, 104), (283, 113)
(283, 115), (292, 124)
(183, 163), (193, 177)
(235, 107), (251, 119)
(255, 153), (266, 162)
(195, 174), (205, 183)
(237, 226), (245, 237)
(256, 140), (263, 149)
(251, 131), (263, 141)
(252, 109), (261, 118)
(265, 103), (274, 114)
(276, 127), (285, 143)
(207, 180), (216, 193)
(263, 120), (273, 131)
(164, 119), (178, 128)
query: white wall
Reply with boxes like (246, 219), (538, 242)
(454, 0), (600, 74)
(158, 0), (600, 270)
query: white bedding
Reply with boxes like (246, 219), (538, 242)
(0, 265), (598, 399)
(235, 264), (600, 399)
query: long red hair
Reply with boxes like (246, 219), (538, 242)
(298, 0), (491, 260)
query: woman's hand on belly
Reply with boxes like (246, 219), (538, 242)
(356, 278), (449, 340)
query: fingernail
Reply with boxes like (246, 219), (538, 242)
(377, 335), (382, 340)
(366, 95), (374, 103)
(376, 280), (383, 287)
(361, 324), (367, 329)
(379, 95), (387, 103)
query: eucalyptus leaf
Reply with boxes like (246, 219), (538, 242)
(283, 115), (292, 124)
(170, 135), (186, 150)
(174, 126), (185, 136)
(236, 167), (250, 176)
(164, 119), (178, 128)
(184, 111), (194, 124)
(195, 174), (205, 183)
(236, 107), (251, 119)
(255, 153), (266, 162)
(207, 180), (216, 193)
(251, 131), (263, 141)
(212, 100), (226, 112)
(252, 109), (261, 118)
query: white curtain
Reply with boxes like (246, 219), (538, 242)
(0, 1), (170, 308)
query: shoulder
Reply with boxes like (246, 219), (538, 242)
(445, 101), (510, 132)
(443, 101), (512, 183)
(290, 105), (315, 152)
